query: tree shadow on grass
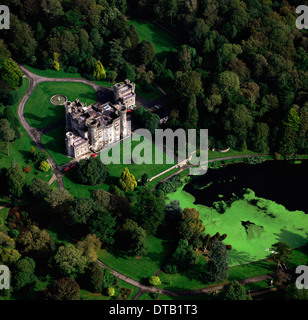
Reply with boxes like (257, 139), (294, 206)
(228, 248), (257, 266)
(273, 229), (308, 249)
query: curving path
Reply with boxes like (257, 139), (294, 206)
(17, 65), (117, 189)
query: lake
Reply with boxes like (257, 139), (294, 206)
(184, 160), (308, 213)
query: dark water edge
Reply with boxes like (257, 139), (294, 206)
(184, 160), (308, 213)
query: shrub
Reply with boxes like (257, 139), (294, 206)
(39, 161), (50, 172)
(163, 264), (178, 274)
(107, 287), (115, 297)
(149, 276), (161, 287)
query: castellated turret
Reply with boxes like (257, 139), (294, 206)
(113, 79), (136, 108)
(65, 132), (74, 158)
(87, 119), (99, 150)
(65, 101), (73, 132)
(120, 105), (128, 138)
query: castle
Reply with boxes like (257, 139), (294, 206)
(65, 79), (135, 159)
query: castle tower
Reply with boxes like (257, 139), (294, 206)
(113, 83), (121, 103)
(65, 101), (72, 132)
(120, 105), (128, 138)
(65, 132), (74, 157)
(87, 119), (98, 150)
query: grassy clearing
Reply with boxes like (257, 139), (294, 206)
(41, 125), (71, 166)
(127, 19), (178, 54)
(97, 235), (171, 282)
(167, 187), (308, 266)
(24, 82), (97, 129)
(0, 78), (53, 185)
(24, 65), (161, 100)
(63, 135), (176, 198)
(135, 83), (163, 100)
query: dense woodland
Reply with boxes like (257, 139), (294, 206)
(0, 0), (307, 300)
(0, 0), (307, 156)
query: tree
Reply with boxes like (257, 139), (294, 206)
(270, 242), (292, 267)
(86, 262), (103, 293)
(177, 208), (205, 249)
(133, 107), (160, 134)
(208, 239), (229, 283)
(54, 244), (88, 278)
(108, 287), (115, 296)
(220, 280), (247, 300)
(88, 208), (117, 245)
(76, 157), (109, 186)
(0, 58), (22, 89)
(118, 219), (148, 257)
(91, 189), (111, 211)
(285, 285), (308, 300)
(218, 71), (240, 97)
(46, 278), (80, 300)
(0, 232), (21, 265)
(17, 225), (54, 260)
(119, 168), (137, 192)
(0, 119), (15, 156)
(13, 257), (37, 291)
(6, 162), (25, 198)
(39, 161), (50, 173)
(134, 188), (165, 235)
(173, 71), (202, 103)
(76, 234), (102, 263)
(29, 178), (52, 201)
(224, 105), (253, 143)
(149, 276), (161, 286)
(251, 122), (270, 153)
(137, 40), (155, 66)
(68, 197), (95, 226)
(45, 188), (74, 216)
(102, 268), (115, 289)
(169, 239), (198, 272)
(6, 14), (37, 63)
(93, 61), (107, 80)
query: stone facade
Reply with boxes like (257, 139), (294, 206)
(65, 80), (135, 159)
(113, 79), (136, 109)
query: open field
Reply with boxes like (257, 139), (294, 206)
(0, 79), (53, 184)
(167, 187), (308, 266)
(41, 125), (71, 166)
(98, 235), (172, 283)
(63, 135), (176, 198)
(127, 19), (179, 54)
(24, 82), (97, 129)
(24, 65), (162, 100)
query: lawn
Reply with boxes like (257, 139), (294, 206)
(23, 65), (161, 100)
(97, 235), (172, 282)
(0, 78), (53, 184)
(127, 19), (178, 54)
(24, 65), (114, 88)
(24, 81), (97, 129)
(167, 186), (308, 266)
(63, 135), (176, 198)
(41, 125), (71, 166)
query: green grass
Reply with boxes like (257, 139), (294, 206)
(127, 19), (178, 54)
(159, 254), (208, 291)
(135, 83), (163, 100)
(63, 135), (176, 198)
(138, 292), (211, 300)
(24, 82), (97, 129)
(97, 235), (171, 282)
(24, 65), (162, 100)
(0, 79), (53, 184)
(41, 125), (71, 166)
(167, 187), (308, 266)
